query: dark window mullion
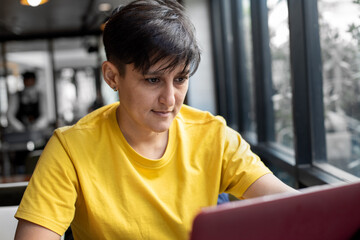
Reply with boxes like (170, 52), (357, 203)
(288, 0), (326, 167)
(209, 0), (227, 117)
(250, 0), (275, 143)
(303, 0), (327, 162)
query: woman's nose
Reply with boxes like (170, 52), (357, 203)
(159, 84), (175, 107)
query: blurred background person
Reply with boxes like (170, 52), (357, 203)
(7, 71), (48, 132)
(5, 70), (49, 174)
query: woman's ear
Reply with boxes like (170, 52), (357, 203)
(102, 61), (119, 91)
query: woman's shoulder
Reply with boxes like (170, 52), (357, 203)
(177, 104), (226, 126)
(55, 102), (119, 137)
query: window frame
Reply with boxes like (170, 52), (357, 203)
(209, 0), (359, 187)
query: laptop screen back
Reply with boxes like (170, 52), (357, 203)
(190, 181), (360, 240)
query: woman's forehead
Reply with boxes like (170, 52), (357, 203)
(145, 59), (189, 74)
(126, 60), (189, 76)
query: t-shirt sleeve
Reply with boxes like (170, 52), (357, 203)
(15, 130), (78, 236)
(219, 126), (272, 199)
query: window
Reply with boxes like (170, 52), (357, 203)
(318, 0), (360, 177)
(236, 0), (257, 140)
(5, 40), (55, 128)
(242, 0), (257, 137)
(53, 37), (99, 125)
(0, 36), (107, 130)
(210, 0), (359, 186)
(267, 0), (293, 149)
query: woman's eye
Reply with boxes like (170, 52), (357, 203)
(175, 77), (188, 84)
(146, 78), (159, 83)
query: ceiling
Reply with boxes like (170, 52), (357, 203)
(0, 0), (132, 41)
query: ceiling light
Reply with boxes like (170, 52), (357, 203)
(98, 3), (112, 12)
(20, 0), (49, 7)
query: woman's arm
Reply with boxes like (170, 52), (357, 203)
(242, 173), (298, 199)
(15, 219), (61, 240)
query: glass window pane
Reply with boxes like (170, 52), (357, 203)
(2, 40), (54, 175)
(318, 0), (360, 177)
(267, 0), (294, 149)
(243, 0), (257, 141)
(53, 37), (99, 125)
(5, 40), (55, 131)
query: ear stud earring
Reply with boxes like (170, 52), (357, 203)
(113, 87), (117, 92)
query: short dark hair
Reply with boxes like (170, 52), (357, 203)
(22, 71), (36, 80)
(103, 0), (201, 76)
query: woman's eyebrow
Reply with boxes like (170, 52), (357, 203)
(143, 69), (190, 76)
(178, 69), (190, 75)
(143, 70), (163, 76)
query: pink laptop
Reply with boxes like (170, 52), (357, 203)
(190, 181), (360, 240)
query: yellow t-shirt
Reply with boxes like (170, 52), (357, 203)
(15, 103), (271, 240)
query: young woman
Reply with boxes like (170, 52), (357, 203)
(15, 1), (295, 239)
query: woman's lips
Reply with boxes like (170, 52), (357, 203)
(152, 110), (173, 117)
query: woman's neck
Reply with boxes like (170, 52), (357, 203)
(116, 106), (169, 159)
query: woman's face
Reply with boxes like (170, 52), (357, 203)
(116, 59), (189, 135)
